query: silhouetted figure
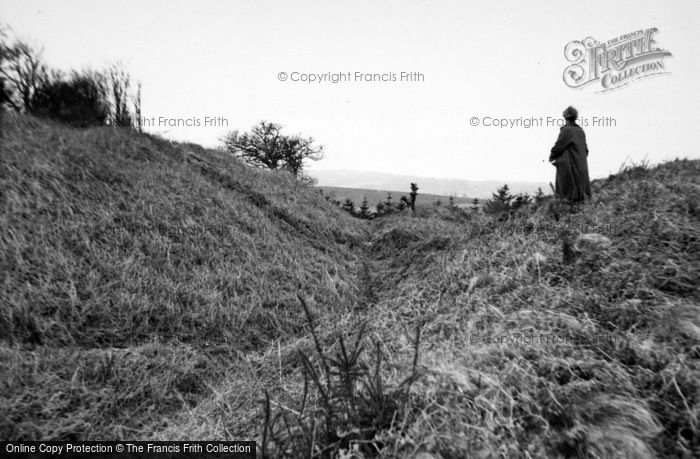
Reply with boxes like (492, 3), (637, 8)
(409, 183), (418, 212)
(549, 106), (591, 203)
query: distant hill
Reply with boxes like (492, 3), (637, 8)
(309, 168), (549, 199)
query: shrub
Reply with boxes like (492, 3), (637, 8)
(483, 184), (513, 215)
(222, 121), (324, 178)
(512, 192), (533, 210)
(261, 296), (422, 458)
(358, 197), (372, 219)
(342, 198), (355, 215)
(31, 72), (109, 127)
(471, 197), (480, 212)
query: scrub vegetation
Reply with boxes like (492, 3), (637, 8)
(1, 112), (699, 458)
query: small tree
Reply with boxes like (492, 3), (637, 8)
(106, 62), (132, 127)
(342, 198), (355, 215)
(0, 37), (48, 113)
(222, 121), (323, 178)
(512, 193), (532, 210)
(398, 196), (409, 211)
(471, 198), (479, 212)
(435, 199), (442, 206)
(484, 184), (513, 215)
(385, 192), (393, 209)
(358, 197), (371, 219)
(409, 183), (419, 212)
(448, 195), (455, 207)
(373, 192), (395, 216)
(534, 187), (546, 204)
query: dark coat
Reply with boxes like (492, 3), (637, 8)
(549, 122), (591, 202)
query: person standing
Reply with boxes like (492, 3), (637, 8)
(549, 106), (591, 203)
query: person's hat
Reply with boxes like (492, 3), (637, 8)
(563, 106), (578, 121)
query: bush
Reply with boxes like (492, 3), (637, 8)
(483, 184), (513, 215)
(222, 121), (324, 178)
(358, 197), (372, 219)
(31, 72), (109, 127)
(511, 192), (532, 210)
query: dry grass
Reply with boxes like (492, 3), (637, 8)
(0, 112), (366, 440)
(356, 159), (699, 458)
(1, 113), (698, 458)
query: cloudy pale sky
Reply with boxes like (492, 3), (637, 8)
(2, 0), (699, 182)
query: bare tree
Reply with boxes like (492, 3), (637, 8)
(132, 81), (142, 132)
(222, 121), (324, 177)
(0, 27), (143, 130)
(0, 36), (49, 113)
(106, 62), (132, 127)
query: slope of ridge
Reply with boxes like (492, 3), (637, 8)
(2, 111), (698, 455)
(352, 158), (699, 458)
(155, 159), (699, 456)
(0, 113), (366, 439)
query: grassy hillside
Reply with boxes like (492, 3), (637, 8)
(1, 113), (698, 458)
(343, 159), (699, 458)
(258, 159), (699, 457)
(0, 112), (367, 440)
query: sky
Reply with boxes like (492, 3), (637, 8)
(2, 0), (699, 182)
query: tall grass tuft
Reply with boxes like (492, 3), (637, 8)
(261, 295), (422, 458)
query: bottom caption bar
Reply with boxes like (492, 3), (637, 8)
(1, 442), (256, 458)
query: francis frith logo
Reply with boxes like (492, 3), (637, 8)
(563, 27), (672, 92)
